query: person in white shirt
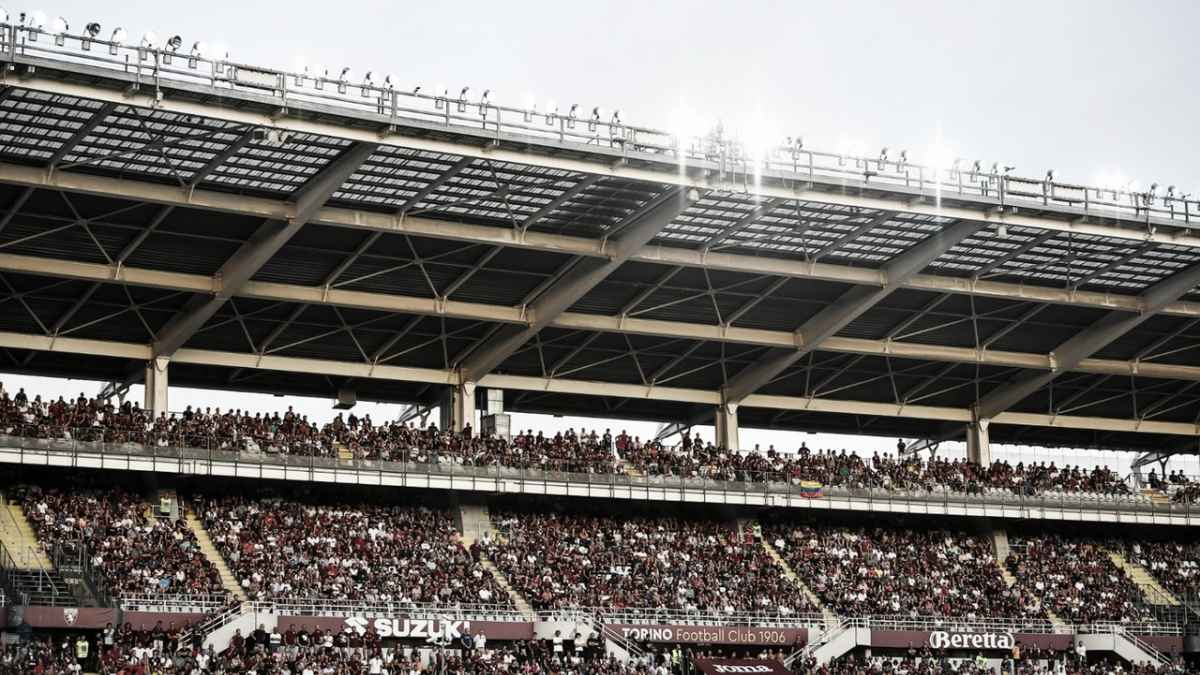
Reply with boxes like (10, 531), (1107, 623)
(368, 655), (384, 674)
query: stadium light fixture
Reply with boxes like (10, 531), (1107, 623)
(546, 100), (558, 125)
(567, 103), (578, 129)
(383, 74), (395, 90)
(1045, 170), (1055, 183)
(457, 86), (469, 113)
(522, 96), (536, 123)
(24, 10), (45, 40)
(109, 27), (125, 55)
(211, 43), (228, 74)
(361, 71), (374, 97)
(411, 85), (421, 95)
(337, 67), (351, 94)
(434, 84), (446, 109)
(188, 41), (204, 69)
(138, 31), (156, 62)
(161, 34), (181, 64)
(479, 89), (491, 117)
(588, 106), (601, 132)
(50, 15), (67, 45)
(611, 109), (622, 126)
(81, 21), (100, 50)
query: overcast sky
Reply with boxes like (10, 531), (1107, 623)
(4, 0), (1199, 474)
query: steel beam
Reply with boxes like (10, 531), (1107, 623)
(457, 188), (696, 382)
(46, 102), (117, 169)
(721, 219), (986, 403)
(975, 261), (1200, 420)
(3, 160), (1200, 320)
(151, 142), (378, 357)
(0, 327), (1193, 438)
(811, 210), (894, 261)
(2, 250), (1200, 383)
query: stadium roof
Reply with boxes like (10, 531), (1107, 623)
(0, 23), (1198, 453)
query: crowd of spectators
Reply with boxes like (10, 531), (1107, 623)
(199, 495), (509, 608)
(765, 524), (1040, 621)
(0, 383), (1138, 501)
(1007, 536), (1155, 625)
(481, 512), (805, 619)
(1122, 540), (1200, 602)
(811, 651), (1198, 674)
(1147, 470), (1200, 505)
(19, 485), (225, 601)
(88, 620), (651, 675)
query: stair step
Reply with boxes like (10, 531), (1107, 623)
(184, 511), (247, 602)
(758, 525), (838, 627)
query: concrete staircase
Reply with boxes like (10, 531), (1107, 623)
(997, 555), (1071, 633)
(756, 524), (838, 627)
(183, 510), (248, 602)
(1108, 550), (1181, 606)
(458, 504), (535, 619)
(0, 500), (53, 569)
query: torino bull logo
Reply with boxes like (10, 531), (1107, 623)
(928, 631), (1015, 650)
(344, 616), (470, 643)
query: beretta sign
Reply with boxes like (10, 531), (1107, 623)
(928, 631), (1015, 650)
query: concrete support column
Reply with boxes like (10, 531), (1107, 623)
(966, 418), (991, 465)
(714, 402), (740, 451)
(440, 382), (477, 433)
(144, 356), (169, 417)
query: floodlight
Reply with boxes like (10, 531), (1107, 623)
(339, 67), (351, 81)
(567, 103), (578, 128)
(85, 21), (99, 36)
(382, 74), (395, 89)
(165, 34), (181, 51)
(611, 110), (622, 125)
(188, 41), (205, 68)
(140, 32), (156, 48)
(411, 85), (421, 95)
(457, 86), (468, 112)
(50, 15), (68, 45)
(1045, 170), (1055, 182)
(361, 71), (374, 97)
(109, 27), (125, 55)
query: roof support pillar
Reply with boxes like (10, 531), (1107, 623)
(966, 418), (991, 465)
(721, 219), (985, 404)
(440, 381), (476, 433)
(144, 356), (169, 417)
(715, 402), (739, 451)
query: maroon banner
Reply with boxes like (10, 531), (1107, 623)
(695, 658), (791, 674)
(610, 625), (807, 647)
(1142, 636), (1184, 655)
(276, 616), (534, 642)
(121, 611), (209, 630)
(11, 606), (118, 629)
(870, 630), (1072, 651)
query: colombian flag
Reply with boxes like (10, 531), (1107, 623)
(799, 481), (823, 498)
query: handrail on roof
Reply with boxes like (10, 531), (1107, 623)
(0, 22), (1196, 231)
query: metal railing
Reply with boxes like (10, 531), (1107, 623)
(1, 429), (1197, 524)
(0, 23), (1196, 230)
